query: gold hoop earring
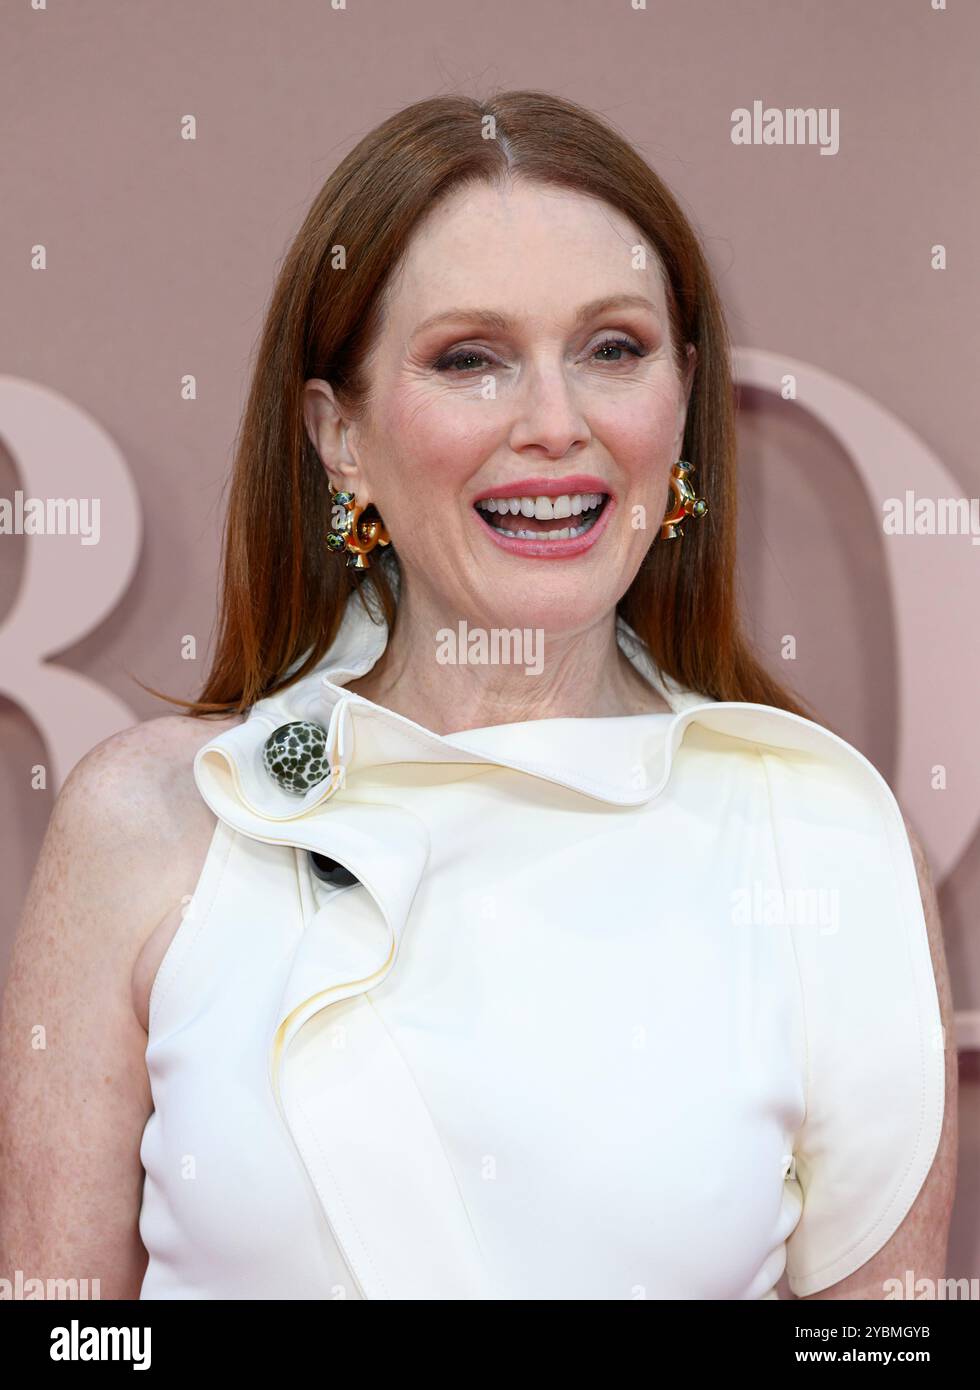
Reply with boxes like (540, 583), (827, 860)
(661, 460), (707, 540)
(326, 488), (391, 570)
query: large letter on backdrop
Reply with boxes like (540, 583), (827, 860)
(736, 348), (979, 886)
(0, 376), (141, 788)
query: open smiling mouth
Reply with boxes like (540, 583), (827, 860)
(473, 491), (610, 541)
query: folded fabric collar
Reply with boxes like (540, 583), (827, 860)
(193, 582), (877, 834)
(193, 588), (715, 819)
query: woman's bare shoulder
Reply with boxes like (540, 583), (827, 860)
(79, 714), (246, 1032)
(27, 712), (244, 968)
(63, 712), (243, 824)
(66, 711), (244, 906)
(0, 712), (245, 1295)
(13, 712), (246, 1035)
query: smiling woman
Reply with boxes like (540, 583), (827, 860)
(0, 89), (955, 1303)
(297, 174), (705, 677)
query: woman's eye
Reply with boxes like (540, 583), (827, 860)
(431, 335), (646, 374)
(432, 348), (494, 373)
(590, 335), (646, 363)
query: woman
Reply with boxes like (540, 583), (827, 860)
(1, 91), (956, 1301)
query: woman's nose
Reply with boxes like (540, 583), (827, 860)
(507, 365), (590, 458)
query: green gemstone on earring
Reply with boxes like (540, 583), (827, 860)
(692, 499), (707, 517)
(326, 532), (347, 551)
(334, 491), (354, 506)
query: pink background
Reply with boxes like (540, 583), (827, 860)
(1, 0), (977, 1290)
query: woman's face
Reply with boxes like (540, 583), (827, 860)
(306, 178), (695, 632)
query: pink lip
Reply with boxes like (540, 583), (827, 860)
(471, 474), (613, 504)
(473, 494), (617, 559)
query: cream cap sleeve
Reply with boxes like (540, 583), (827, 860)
(757, 740), (946, 1297)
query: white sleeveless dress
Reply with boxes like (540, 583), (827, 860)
(138, 591), (945, 1300)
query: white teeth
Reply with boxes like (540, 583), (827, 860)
(474, 490), (608, 543)
(476, 491), (606, 515)
(487, 520), (591, 540)
(482, 509), (604, 541)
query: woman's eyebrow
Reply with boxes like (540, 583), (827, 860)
(410, 293), (660, 340)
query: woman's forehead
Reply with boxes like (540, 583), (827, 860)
(382, 189), (669, 331)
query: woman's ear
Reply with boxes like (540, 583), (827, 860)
(303, 379), (361, 494)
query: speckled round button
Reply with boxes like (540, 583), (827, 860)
(262, 720), (332, 795)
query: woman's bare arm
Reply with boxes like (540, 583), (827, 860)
(0, 717), (224, 1300)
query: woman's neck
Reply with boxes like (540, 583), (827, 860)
(343, 592), (672, 735)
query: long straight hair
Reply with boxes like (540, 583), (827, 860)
(144, 90), (815, 721)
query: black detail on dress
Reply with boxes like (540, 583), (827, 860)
(309, 851), (359, 887)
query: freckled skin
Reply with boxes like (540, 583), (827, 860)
(0, 713), (240, 1298)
